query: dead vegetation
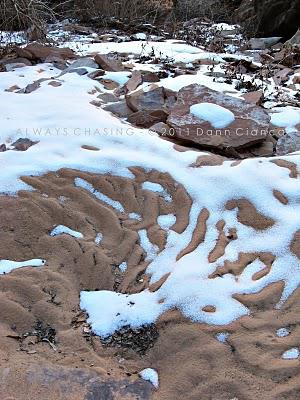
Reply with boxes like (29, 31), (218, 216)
(0, 0), (58, 41)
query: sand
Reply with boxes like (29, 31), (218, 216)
(0, 166), (300, 399)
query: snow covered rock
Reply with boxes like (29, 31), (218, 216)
(167, 84), (269, 152)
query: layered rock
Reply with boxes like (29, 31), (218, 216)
(166, 84), (270, 152)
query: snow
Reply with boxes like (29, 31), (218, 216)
(0, 259), (46, 274)
(95, 233), (103, 245)
(142, 182), (172, 202)
(119, 262), (127, 272)
(138, 230), (159, 261)
(276, 328), (290, 337)
(271, 107), (300, 134)
(0, 31), (25, 45)
(50, 225), (83, 238)
(80, 290), (162, 338)
(128, 212), (142, 221)
(282, 348), (300, 360)
(75, 178), (125, 213)
(157, 214), (176, 230)
(216, 332), (229, 343)
(190, 103), (235, 129)
(158, 68), (238, 94)
(103, 71), (131, 86)
(212, 23), (238, 32)
(61, 40), (208, 63)
(139, 368), (159, 389)
(134, 33), (147, 40)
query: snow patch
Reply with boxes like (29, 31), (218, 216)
(190, 103), (235, 129)
(157, 214), (176, 230)
(282, 348), (300, 360)
(119, 262), (127, 273)
(75, 178), (125, 213)
(142, 182), (172, 203)
(138, 230), (159, 261)
(216, 332), (229, 343)
(95, 233), (103, 245)
(50, 225), (83, 238)
(139, 368), (159, 389)
(0, 259), (46, 274)
(276, 328), (290, 338)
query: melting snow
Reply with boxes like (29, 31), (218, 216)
(129, 212), (142, 221)
(142, 182), (172, 202)
(138, 230), (159, 261)
(282, 348), (300, 360)
(95, 233), (103, 245)
(75, 178), (125, 213)
(157, 214), (176, 230)
(139, 368), (159, 388)
(216, 332), (230, 343)
(276, 328), (290, 337)
(0, 259), (46, 274)
(119, 262), (127, 273)
(50, 225), (83, 238)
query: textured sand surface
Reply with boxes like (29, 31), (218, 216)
(0, 165), (300, 399)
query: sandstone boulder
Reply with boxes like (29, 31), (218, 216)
(94, 54), (124, 72)
(16, 44), (76, 62)
(167, 84), (269, 152)
(125, 71), (143, 93)
(12, 138), (38, 151)
(242, 90), (264, 105)
(128, 109), (168, 128)
(68, 57), (98, 69)
(126, 86), (176, 113)
(104, 101), (134, 118)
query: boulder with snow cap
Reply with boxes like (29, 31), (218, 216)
(167, 84), (269, 153)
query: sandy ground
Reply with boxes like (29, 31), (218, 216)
(0, 167), (300, 400)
